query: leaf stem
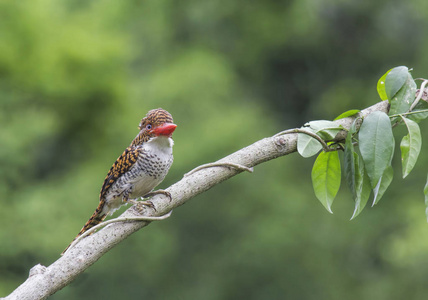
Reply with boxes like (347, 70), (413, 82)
(389, 109), (428, 119)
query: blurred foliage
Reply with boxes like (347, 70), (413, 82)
(1, 0), (428, 299)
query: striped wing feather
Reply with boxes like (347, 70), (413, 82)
(99, 147), (142, 200)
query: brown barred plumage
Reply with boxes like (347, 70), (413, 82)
(62, 108), (176, 255)
(99, 147), (143, 200)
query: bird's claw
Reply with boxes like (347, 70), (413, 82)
(129, 190), (172, 213)
(129, 199), (156, 213)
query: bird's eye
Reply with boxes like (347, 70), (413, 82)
(146, 124), (152, 130)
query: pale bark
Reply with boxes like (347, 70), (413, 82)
(3, 100), (389, 300)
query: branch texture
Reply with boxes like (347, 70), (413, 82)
(4, 101), (390, 300)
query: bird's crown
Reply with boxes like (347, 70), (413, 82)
(139, 108), (173, 130)
(131, 108), (176, 146)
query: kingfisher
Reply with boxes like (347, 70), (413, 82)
(62, 108), (177, 254)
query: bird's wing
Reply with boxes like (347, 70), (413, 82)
(99, 147), (143, 200)
(62, 147), (144, 255)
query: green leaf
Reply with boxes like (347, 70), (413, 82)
(297, 129), (323, 158)
(424, 173), (428, 222)
(311, 151), (341, 213)
(388, 69), (417, 116)
(344, 120), (358, 198)
(350, 152), (371, 220)
(343, 119), (372, 219)
(372, 165), (393, 206)
(385, 66), (409, 100)
(400, 117), (422, 178)
(359, 111), (395, 189)
(334, 110), (360, 121)
(305, 120), (344, 140)
(377, 69), (391, 101)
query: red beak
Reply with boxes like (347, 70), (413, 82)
(153, 123), (177, 137)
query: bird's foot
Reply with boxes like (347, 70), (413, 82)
(129, 190), (172, 213)
(184, 162), (254, 176)
(128, 199), (156, 213)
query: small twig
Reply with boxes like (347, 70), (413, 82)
(409, 79), (428, 111)
(184, 162), (254, 176)
(64, 211), (173, 254)
(273, 128), (331, 152)
(389, 80), (428, 129)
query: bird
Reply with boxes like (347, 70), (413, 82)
(62, 108), (177, 255)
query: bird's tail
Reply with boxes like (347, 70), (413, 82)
(61, 199), (108, 255)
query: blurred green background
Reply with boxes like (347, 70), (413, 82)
(1, 0), (428, 299)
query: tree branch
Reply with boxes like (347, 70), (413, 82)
(4, 100), (390, 300)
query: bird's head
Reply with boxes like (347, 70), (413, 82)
(131, 108), (177, 146)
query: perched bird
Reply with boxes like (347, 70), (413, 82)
(62, 108), (177, 254)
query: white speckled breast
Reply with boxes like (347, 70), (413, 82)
(103, 135), (174, 214)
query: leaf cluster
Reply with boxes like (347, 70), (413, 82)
(297, 66), (428, 219)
